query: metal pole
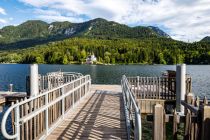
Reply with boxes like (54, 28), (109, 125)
(30, 64), (39, 97)
(176, 64), (186, 113)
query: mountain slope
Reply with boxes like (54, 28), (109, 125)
(148, 26), (170, 38)
(201, 36), (210, 42)
(78, 18), (170, 39)
(0, 18), (170, 49)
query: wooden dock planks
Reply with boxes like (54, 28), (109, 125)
(46, 85), (127, 140)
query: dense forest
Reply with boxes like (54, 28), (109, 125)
(0, 37), (210, 64)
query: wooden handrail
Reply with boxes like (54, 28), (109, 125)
(1, 74), (91, 140)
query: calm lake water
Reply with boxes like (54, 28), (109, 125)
(0, 64), (210, 98)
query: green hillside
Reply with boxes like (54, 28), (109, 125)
(0, 18), (170, 50)
(1, 37), (210, 65)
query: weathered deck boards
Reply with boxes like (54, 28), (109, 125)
(46, 85), (127, 140)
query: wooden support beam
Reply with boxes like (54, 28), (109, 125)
(203, 96), (208, 105)
(173, 110), (178, 139)
(153, 104), (165, 140)
(184, 109), (191, 140)
(147, 114), (198, 123)
(186, 93), (194, 105)
(201, 106), (210, 140)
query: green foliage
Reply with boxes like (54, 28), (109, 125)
(81, 50), (87, 59)
(1, 37), (210, 64)
(111, 58), (116, 64)
(104, 56), (110, 63)
(62, 55), (68, 64)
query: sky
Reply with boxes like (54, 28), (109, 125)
(0, 0), (210, 42)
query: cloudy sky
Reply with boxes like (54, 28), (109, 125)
(0, 0), (210, 42)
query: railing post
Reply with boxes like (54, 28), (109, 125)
(176, 64), (186, 113)
(137, 76), (139, 87)
(45, 94), (49, 135)
(62, 87), (65, 119)
(73, 82), (75, 108)
(84, 77), (87, 97)
(30, 64), (39, 97)
(89, 76), (91, 92)
(137, 76), (139, 98)
(80, 78), (82, 101)
(15, 100), (20, 140)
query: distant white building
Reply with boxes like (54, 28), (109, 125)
(86, 54), (97, 64)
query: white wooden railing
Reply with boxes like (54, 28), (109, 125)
(26, 71), (83, 94)
(127, 76), (192, 100)
(1, 74), (91, 140)
(121, 75), (141, 140)
(38, 72), (83, 92)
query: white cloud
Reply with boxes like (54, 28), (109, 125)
(0, 19), (7, 24)
(34, 9), (84, 23)
(0, 7), (6, 15)
(34, 9), (60, 16)
(38, 15), (84, 23)
(18, 0), (210, 42)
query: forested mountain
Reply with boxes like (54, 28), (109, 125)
(201, 36), (210, 42)
(0, 18), (170, 49)
(0, 18), (210, 65)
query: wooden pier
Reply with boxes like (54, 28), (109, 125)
(1, 64), (210, 140)
(0, 92), (26, 105)
(47, 85), (127, 140)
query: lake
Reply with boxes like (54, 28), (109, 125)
(0, 64), (210, 98)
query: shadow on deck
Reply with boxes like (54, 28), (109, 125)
(47, 86), (127, 140)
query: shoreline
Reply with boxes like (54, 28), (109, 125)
(1, 63), (210, 66)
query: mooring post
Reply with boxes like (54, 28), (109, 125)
(9, 84), (13, 92)
(30, 64), (39, 97)
(176, 64), (186, 113)
(153, 104), (164, 140)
